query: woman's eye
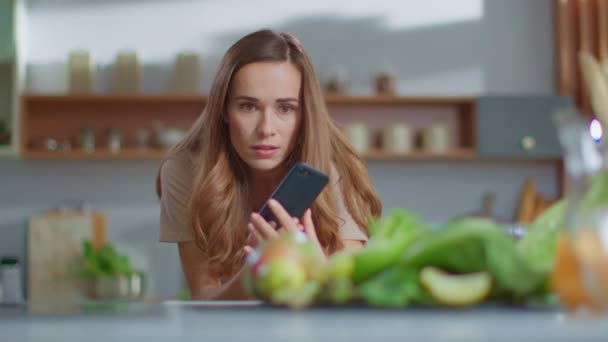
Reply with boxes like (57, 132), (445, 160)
(278, 105), (296, 114)
(239, 103), (257, 112)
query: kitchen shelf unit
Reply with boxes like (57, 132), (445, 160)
(21, 94), (478, 161)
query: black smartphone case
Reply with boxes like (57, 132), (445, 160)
(258, 162), (329, 224)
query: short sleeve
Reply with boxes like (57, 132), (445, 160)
(332, 173), (368, 242)
(159, 152), (196, 242)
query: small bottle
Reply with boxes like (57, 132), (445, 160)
(0, 257), (24, 305)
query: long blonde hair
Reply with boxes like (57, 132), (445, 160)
(156, 29), (381, 279)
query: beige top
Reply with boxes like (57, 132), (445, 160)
(159, 150), (368, 243)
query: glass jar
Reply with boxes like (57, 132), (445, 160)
(79, 126), (95, 153)
(552, 110), (608, 313)
(106, 127), (121, 153)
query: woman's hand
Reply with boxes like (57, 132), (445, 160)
(244, 199), (325, 259)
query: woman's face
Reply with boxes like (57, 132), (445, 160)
(226, 61), (302, 173)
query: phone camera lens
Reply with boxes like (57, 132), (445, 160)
(299, 167), (310, 176)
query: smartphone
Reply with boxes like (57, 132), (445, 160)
(258, 162), (329, 225)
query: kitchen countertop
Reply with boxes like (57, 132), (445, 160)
(1, 300), (607, 342)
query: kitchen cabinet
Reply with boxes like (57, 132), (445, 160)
(476, 95), (574, 160)
(0, 0), (24, 157)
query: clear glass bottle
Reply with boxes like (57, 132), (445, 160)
(553, 109), (608, 313)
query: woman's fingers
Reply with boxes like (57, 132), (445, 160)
(250, 212), (277, 239)
(247, 223), (264, 245)
(302, 209), (326, 259)
(268, 199), (299, 233)
(302, 209), (316, 236)
(243, 245), (255, 255)
(246, 201), (307, 253)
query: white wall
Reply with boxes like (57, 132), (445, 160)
(0, 0), (557, 298)
(24, 0), (554, 95)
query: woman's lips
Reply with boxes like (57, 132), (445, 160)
(252, 145), (279, 158)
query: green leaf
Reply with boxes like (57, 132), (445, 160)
(351, 209), (427, 283)
(402, 217), (548, 298)
(74, 240), (135, 279)
(517, 199), (566, 273)
(580, 172), (608, 210)
(401, 218), (494, 273)
(358, 266), (432, 307)
(484, 229), (545, 295)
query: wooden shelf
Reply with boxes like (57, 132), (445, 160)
(23, 93), (475, 107)
(22, 148), (169, 160)
(20, 94), (477, 161)
(325, 94), (475, 106)
(362, 148), (476, 161)
(19, 148), (478, 161)
(22, 94), (207, 105)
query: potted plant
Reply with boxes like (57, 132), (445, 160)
(76, 240), (145, 300)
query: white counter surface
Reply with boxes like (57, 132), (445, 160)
(1, 300), (607, 342)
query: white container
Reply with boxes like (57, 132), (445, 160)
(381, 124), (412, 154)
(68, 50), (95, 93)
(343, 123), (369, 154)
(173, 52), (201, 93)
(112, 51), (141, 93)
(422, 124), (450, 153)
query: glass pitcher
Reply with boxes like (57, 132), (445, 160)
(552, 109), (608, 313)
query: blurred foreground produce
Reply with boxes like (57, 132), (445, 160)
(243, 199), (567, 309)
(242, 232), (324, 308)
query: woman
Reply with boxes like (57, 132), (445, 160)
(157, 29), (381, 300)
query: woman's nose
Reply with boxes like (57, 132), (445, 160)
(257, 111), (276, 137)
